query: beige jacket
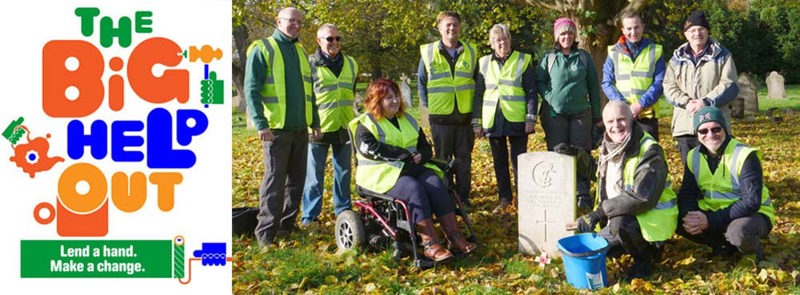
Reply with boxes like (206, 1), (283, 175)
(664, 39), (738, 137)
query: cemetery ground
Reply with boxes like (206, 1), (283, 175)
(232, 87), (800, 294)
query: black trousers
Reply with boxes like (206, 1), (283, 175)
(675, 135), (699, 168)
(599, 215), (653, 257)
(676, 213), (772, 254)
(430, 123), (474, 202)
(541, 108), (592, 196)
(489, 135), (528, 203)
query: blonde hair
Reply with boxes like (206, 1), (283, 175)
(489, 23), (511, 42)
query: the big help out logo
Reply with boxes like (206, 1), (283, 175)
(3, 1), (231, 292)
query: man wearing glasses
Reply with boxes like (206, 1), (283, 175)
(676, 106), (774, 265)
(301, 23), (358, 229)
(664, 10), (739, 166)
(245, 7), (320, 249)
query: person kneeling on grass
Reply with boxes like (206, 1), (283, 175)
(350, 79), (478, 262)
(575, 101), (677, 280)
(676, 106), (774, 265)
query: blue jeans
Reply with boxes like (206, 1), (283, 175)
(301, 141), (352, 223)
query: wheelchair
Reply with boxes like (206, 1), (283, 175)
(334, 158), (478, 269)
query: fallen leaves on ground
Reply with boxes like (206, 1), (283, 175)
(233, 115), (800, 294)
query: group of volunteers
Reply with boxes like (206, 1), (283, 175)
(244, 6), (774, 280)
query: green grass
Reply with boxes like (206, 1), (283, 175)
(757, 85), (800, 110)
(653, 84), (800, 118)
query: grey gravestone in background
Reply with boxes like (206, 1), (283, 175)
(766, 71), (787, 99)
(518, 151), (577, 258)
(732, 73), (758, 118)
(232, 95), (255, 129)
(399, 75), (414, 110)
(233, 95), (247, 113)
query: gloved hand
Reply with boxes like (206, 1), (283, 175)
(553, 143), (577, 155)
(576, 209), (604, 233)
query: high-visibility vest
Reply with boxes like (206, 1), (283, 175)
(478, 51), (531, 128)
(420, 41), (477, 115)
(246, 37), (313, 129)
(607, 43), (662, 119)
(620, 133), (678, 242)
(687, 138), (775, 225)
(349, 113), (442, 193)
(310, 55), (358, 132)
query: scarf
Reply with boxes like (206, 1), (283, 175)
(597, 129), (632, 193)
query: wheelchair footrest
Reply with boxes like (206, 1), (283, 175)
(397, 220), (411, 232)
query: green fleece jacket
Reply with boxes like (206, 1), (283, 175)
(535, 48), (601, 121)
(245, 30), (318, 131)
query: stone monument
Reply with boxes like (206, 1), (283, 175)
(766, 71), (786, 99)
(517, 151), (577, 258)
(399, 73), (414, 109)
(732, 73), (758, 118)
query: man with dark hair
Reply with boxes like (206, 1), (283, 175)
(417, 11), (478, 207)
(602, 10), (666, 141)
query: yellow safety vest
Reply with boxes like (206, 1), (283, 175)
(420, 41), (477, 115)
(687, 138), (775, 225)
(246, 37), (313, 129)
(608, 43), (662, 119)
(310, 55), (358, 132)
(478, 51), (531, 128)
(621, 133), (678, 242)
(349, 113), (442, 193)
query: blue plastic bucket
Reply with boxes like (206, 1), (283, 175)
(557, 233), (609, 289)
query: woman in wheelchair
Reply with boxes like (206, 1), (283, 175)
(350, 79), (478, 262)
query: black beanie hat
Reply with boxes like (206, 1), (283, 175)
(684, 10), (710, 32)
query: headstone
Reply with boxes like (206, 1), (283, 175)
(740, 74), (759, 116)
(233, 94), (247, 113)
(231, 95), (254, 129)
(518, 151), (577, 258)
(733, 73), (759, 118)
(399, 74), (414, 109)
(766, 71), (787, 99)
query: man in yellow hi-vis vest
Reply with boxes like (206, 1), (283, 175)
(576, 101), (677, 281)
(301, 23), (358, 228)
(677, 106), (774, 265)
(417, 11), (478, 206)
(245, 7), (320, 249)
(601, 10), (666, 141)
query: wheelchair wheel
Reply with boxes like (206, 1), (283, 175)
(335, 210), (366, 251)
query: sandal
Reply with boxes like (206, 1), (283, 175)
(451, 238), (478, 255)
(422, 240), (453, 262)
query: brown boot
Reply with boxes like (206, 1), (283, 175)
(416, 219), (452, 262)
(440, 213), (478, 254)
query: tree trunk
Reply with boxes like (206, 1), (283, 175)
(232, 23), (254, 128)
(232, 24), (249, 106)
